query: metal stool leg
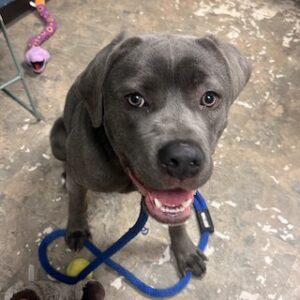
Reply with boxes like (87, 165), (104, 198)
(0, 14), (43, 121)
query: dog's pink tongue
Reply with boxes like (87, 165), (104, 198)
(149, 188), (194, 206)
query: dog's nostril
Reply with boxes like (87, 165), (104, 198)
(189, 160), (199, 167)
(170, 158), (178, 167)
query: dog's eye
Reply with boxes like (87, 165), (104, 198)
(200, 91), (219, 107)
(126, 93), (145, 108)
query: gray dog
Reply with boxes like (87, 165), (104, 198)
(50, 32), (251, 277)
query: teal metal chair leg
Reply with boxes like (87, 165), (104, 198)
(0, 14), (43, 121)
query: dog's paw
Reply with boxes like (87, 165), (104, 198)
(172, 240), (207, 277)
(177, 250), (207, 277)
(65, 227), (92, 251)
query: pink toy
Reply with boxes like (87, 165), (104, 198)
(25, 0), (57, 73)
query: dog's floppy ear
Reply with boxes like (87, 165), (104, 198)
(74, 33), (126, 127)
(74, 32), (141, 128)
(198, 35), (251, 101)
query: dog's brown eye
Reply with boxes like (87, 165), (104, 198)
(200, 91), (219, 107)
(126, 93), (145, 108)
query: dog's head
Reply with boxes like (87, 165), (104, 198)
(76, 33), (251, 224)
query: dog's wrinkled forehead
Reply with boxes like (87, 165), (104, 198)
(107, 35), (230, 98)
(80, 33), (250, 128)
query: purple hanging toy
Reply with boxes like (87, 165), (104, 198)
(25, 0), (57, 73)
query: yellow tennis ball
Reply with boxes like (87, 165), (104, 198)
(66, 258), (93, 279)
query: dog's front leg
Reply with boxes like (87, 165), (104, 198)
(65, 176), (91, 251)
(169, 224), (207, 277)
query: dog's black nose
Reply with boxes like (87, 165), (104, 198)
(158, 141), (203, 180)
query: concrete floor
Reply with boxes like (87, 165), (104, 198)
(0, 0), (299, 299)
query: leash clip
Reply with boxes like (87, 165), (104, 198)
(141, 226), (149, 235)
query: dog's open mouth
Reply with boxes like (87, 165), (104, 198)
(128, 170), (194, 224)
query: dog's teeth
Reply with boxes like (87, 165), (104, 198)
(182, 199), (192, 208)
(161, 206), (167, 213)
(154, 198), (162, 208)
(160, 203), (186, 214)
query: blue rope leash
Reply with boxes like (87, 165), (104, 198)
(38, 191), (214, 298)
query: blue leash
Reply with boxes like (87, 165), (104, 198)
(39, 191), (214, 298)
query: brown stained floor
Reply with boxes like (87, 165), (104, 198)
(0, 0), (299, 299)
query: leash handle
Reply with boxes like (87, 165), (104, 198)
(38, 191), (213, 297)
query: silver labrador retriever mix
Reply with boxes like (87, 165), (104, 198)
(50, 33), (251, 277)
